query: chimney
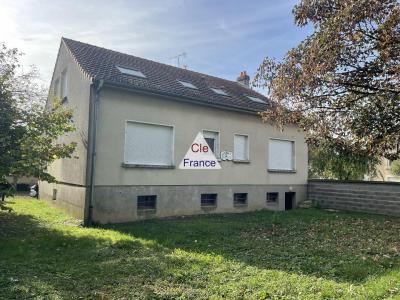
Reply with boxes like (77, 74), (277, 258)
(237, 71), (250, 87)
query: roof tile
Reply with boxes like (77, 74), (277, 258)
(62, 38), (270, 113)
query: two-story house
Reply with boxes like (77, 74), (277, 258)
(40, 38), (308, 224)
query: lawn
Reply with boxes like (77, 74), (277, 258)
(1, 198), (400, 299)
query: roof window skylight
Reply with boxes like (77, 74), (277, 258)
(178, 80), (198, 89)
(116, 66), (146, 78)
(246, 95), (266, 103)
(210, 88), (229, 96)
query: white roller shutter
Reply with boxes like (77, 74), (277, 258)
(268, 139), (294, 170)
(234, 134), (249, 160)
(124, 121), (173, 166)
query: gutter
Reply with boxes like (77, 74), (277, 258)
(84, 79), (103, 226)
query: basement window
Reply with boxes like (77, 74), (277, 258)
(137, 195), (157, 212)
(267, 192), (278, 205)
(233, 193), (248, 207)
(210, 87), (229, 96)
(246, 95), (266, 103)
(178, 80), (198, 89)
(52, 189), (57, 200)
(201, 193), (217, 208)
(116, 66), (146, 78)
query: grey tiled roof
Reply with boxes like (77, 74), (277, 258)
(62, 38), (270, 113)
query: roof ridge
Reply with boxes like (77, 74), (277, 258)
(61, 37), (248, 87)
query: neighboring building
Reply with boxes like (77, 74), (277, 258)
(5, 176), (36, 192)
(40, 38), (308, 224)
(370, 158), (400, 182)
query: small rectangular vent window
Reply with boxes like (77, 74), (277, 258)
(267, 192), (279, 204)
(116, 66), (146, 78)
(137, 195), (157, 211)
(246, 95), (266, 103)
(201, 193), (217, 207)
(234, 193), (248, 207)
(52, 189), (57, 200)
(210, 88), (229, 96)
(178, 80), (198, 89)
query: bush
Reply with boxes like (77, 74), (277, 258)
(391, 160), (400, 176)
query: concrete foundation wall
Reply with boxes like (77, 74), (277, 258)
(308, 180), (400, 216)
(92, 184), (307, 223)
(40, 181), (86, 220)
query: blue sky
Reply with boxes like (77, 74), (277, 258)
(0, 0), (311, 86)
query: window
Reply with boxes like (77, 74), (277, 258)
(53, 78), (60, 98)
(137, 195), (156, 211)
(246, 95), (266, 103)
(268, 139), (295, 171)
(60, 69), (68, 100)
(201, 193), (217, 207)
(234, 193), (247, 207)
(116, 66), (146, 78)
(124, 121), (174, 166)
(203, 130), (220, 158)
(210, 87), (229, 96)
(267, 192), (278, 204)
(386, 159), (392, 169)
(178, 80), (198, 89)
(52, 189), (57, 200)
(234, 134), (249, 161)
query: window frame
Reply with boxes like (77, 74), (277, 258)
(233, 133), (250, 162)
(116, 65), (147, 78)
(201, 193), (217, 208)
(137, 195), (157, 213)
(177, 80), (198, 89)
(123, 120), (175, 168)
(60, 68), (68, 102)
(268, 138), (296, 173)
(246, 95), (266, 103)
(266, 192), (279, 205)
(202, 129), (220, 159)
(233, 193), (248, 207)
(210, 87), (229, 96)
(53, 77), (60, 98)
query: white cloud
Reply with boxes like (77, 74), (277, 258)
(0, 0), (309, 86)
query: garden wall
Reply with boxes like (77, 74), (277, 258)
(308, 179), (400, 216)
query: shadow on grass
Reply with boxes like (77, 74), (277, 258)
(104, 208), (400, 284)
(0, 211), (216, 299)
(1, 205), (400, 299)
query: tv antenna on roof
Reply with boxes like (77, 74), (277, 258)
(170, 52), (187, 69)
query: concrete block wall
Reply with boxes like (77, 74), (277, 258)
(92, 184), (307, 223)
(308, 180), (400, 216)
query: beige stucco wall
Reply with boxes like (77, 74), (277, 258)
(94, 88), (308, 186)
(40, 181), (86, 219)
(40, 41), (91, 219)
(42, 41), (91, 186)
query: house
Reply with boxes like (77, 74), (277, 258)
(369, 158), (400, 182)
(40, 38), (308, 224)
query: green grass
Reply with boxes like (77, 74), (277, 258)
(1, 198), (400, 299)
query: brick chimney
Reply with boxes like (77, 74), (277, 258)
(237, 71), (250, 87)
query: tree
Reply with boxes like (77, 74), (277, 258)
(255, 0), (400, 160)
(308, 141), (380, 180)
(0, 43), (76, 200)
(391, 160), (400, 176)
